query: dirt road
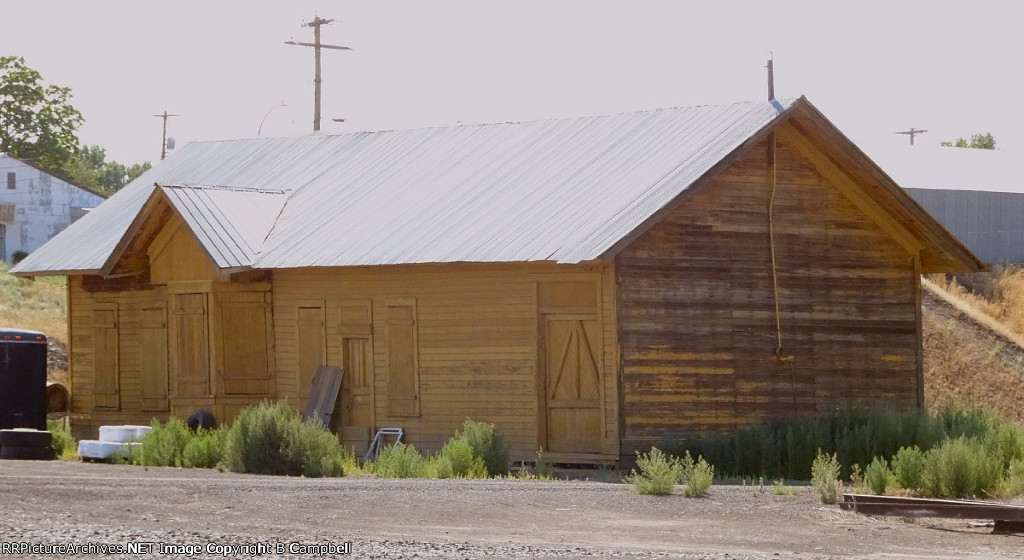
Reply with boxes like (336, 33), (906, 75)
(0, 461), (1019, 559)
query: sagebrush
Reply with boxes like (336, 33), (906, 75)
(627, 447), (680, 496)
(811, 450), (842, 505)
(671, 404), (1023, 482)
(454, 418), (510, 476)
(139, 417), (191, 467)
(221, 400), (348, 477)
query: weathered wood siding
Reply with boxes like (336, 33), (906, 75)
(617, 129), (920, 456)
(272, 264), (618, 460)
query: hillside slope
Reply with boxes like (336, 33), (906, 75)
(0, 264), (69, 384)
(922, 279), (1024, 422)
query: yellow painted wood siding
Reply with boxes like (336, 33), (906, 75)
(616, 130), (919, 456)
(272, 263), (618, 459)
(68, 276), (173, 439)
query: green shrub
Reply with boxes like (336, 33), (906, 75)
(848, 464), (867, 493)
(221, 400), (348, 477)
(454, 419), (510, 476)
(47, 419), (75, 459)
(811, 450), (842, 505)
(532, 448), (556, 480)
(771, 479), (798, 496)
(980, 421), (1024, 471)
(433, 439), (486, 479)
(627, 447), (680, 496)
(682, 454), (714, 498)
(921, 437), (1003, 498)
(371, 443), (426, 478)
(864, 457), (892, 495)
(182, 428), (226, 469)
(672, 404), (1022, 482)
(139, 417), (191, 467)
(891, 446), (925, 490)
(997, 459), (1024, 498)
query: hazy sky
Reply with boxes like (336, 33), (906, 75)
(2, 1), (1021, 165)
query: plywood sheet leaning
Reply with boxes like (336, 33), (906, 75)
(302, 365), (344, 427)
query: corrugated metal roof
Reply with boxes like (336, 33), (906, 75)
(12, 99), (795, 275)
(160, 185), (287, 270)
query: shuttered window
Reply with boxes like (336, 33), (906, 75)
(385, 302), (419, 417)
(0, 203), (14, 224)
(171, 293), (210, 397)
(139, 306), (168, 410)
(220, 292), (271, 395)
(93, 303), (119, 409)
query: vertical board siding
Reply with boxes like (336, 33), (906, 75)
(274, 264), (618, 459)
(617, 133), (919, 456)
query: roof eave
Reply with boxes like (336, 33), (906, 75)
(785, 100), (985, 274)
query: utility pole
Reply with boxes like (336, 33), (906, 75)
(895, 128), (927, 145)
(153, 111), (178, 160)
(285, 16), (351, 132)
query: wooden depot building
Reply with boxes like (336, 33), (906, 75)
(12, 97), (982, 463)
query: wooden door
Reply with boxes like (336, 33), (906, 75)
(342, 338), (373, 426)
(543, 314), (602, 453)
(297, 305), (326, 405)
(171, 293), (209, 397)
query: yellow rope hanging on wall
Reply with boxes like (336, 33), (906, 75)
(768, 133), (795, 363)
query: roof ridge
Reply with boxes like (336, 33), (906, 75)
(159, 183), (286, 195)
(186, 98), (800, 146)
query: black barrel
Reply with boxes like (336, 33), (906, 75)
(0, 329), (48, 430)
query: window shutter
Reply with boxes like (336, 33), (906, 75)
(93, 303), (119, 409)
(386, 302), (419, 417)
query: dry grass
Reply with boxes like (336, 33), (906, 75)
(926, 266), (1024, 339)
(0, 263), (68, 383)
(0, 263), (67, 340)
(922, 279), (1024, 423)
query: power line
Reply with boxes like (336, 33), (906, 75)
(285, 16), (351, 132)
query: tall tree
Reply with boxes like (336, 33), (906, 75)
(0, 56), (83, 176)
(65, 145), (152, 194)
(941, 132), (996, 149)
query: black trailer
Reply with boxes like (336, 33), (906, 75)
(0, 328), (48, 430)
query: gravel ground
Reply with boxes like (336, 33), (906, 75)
(0, 461), (1021, 559)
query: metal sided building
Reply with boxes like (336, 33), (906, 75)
(11, 97), (981, 464)
(868, 144), (1024, 265)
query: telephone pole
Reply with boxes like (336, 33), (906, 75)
(285, 16), (351, 132)
(153, 111), (178, 160)
(895, 128), (927, 145)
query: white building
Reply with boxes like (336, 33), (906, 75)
(0, 154), (107, 263)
